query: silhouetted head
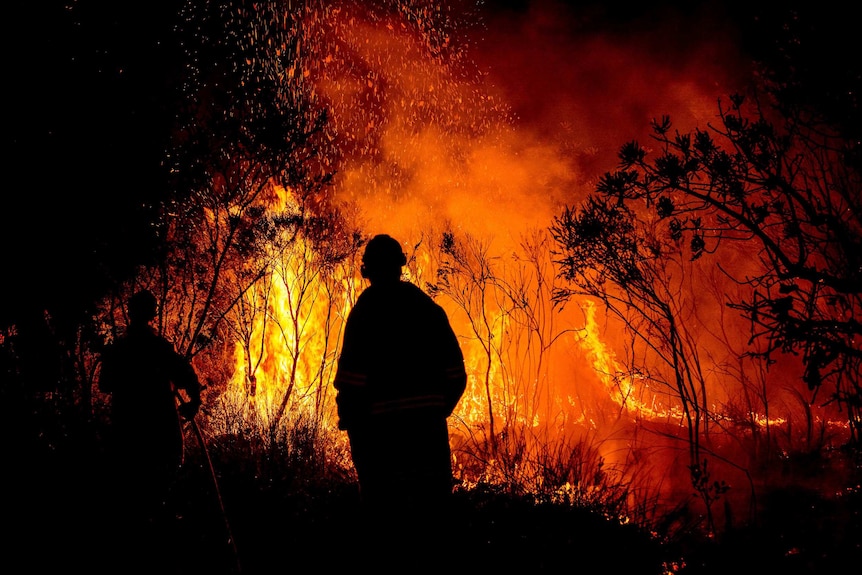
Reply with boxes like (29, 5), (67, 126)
(361, 234), (407, 284)
(128, 290), (158, 324)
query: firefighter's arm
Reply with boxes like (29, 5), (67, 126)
(98, 346), (117, 394)
(333, 366), (369, 430)
(177, 386), (202, 420)
(438, 310), (467, 415)
(332, 312), (372, 429)
(174, 352), (202, 420)
(443, 362), (467, 416)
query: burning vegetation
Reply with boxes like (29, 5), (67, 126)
(102, 0), (858, 534)
(5, 1), (860, 573)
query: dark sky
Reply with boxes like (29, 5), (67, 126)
(4, 1), (185, 327)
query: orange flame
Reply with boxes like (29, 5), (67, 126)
(187, 2), (849, 520)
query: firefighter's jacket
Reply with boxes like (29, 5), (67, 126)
(333, 280), (467, 430)
(99, 323), (201, 469)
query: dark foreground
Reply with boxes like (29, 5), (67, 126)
(10, 436), (860, 575)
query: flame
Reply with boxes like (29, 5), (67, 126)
(219, 185), (353, 430)
(173, 1), (850, 521)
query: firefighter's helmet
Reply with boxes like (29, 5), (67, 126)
(128, 290), (158, 323)
(361, 234), (407, 278)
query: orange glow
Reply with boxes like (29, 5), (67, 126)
(175, 1), (850, 526)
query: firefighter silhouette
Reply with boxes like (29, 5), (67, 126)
(98, 289), (202, 567)
(334, 234), (467, 566)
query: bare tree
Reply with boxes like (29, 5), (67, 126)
(432, 231), (503, 457)
(429, 229), (587, 493)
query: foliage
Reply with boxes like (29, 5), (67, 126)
(560, 92), (860, 443)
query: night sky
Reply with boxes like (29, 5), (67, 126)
(5, 1), (187, 327)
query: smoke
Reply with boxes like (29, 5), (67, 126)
(307, 0), (752, 249)
(474, 0), (752, 179)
